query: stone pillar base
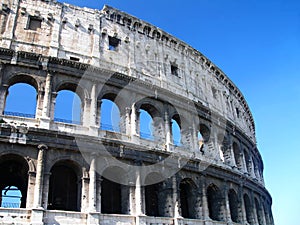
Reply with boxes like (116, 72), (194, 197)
(30, 208), (44, 225)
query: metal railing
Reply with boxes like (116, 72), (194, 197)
(140, 131), (154, 140)
(100, 123), (120, 133)
(3, 111), (35, 119)
(1, 202), (21, 208)
(54, 118), (81, 125)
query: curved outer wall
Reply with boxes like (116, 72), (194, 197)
(0, 0), (273, 225)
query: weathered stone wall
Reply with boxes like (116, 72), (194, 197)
(0, 0), (255, 142)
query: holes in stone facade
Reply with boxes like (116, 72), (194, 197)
(70, 56), (80, 62)
(27, 16), (42, 31)
(108, 36), (120, 51)
(171, 64), (179, 76)
(48, 162), (79, 211)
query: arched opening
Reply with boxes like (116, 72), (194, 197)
(207, 184), (224, 221)
(101, 167), (129, 214)
(233, 142), (242, 170)
(197, 131), (204, 153)
(144, 173), (164, 217)
(217, 134), (231, 164)
(243, 194), (253, 224)
(179, 178), (197, 219)
(198, 124), (210, 153)
(1, 186), (22, 208)
(138, 103), (163, 141)
(139, 109), (153, 140)
(255, 198), (263, 225)
(54, 90), (82, 124)
(172, 115), (181, 146)
(228, 189), (240, 223)
(48, 161), (80, 211)
(0, 154), (29, 208)
(4, 83), (37, 118)
(100, 99), (121, 132)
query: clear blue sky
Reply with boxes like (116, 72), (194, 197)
(5, 0), (300, 223)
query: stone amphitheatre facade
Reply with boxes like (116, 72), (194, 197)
(0, 0), (273, 224)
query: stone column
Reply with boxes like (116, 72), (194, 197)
(35, 90), (44, 118)
(251, 192), (259, 224)
(81, 171), (89, 213)
(89, 83), (97, 128)
(83, 97), (92, 126)
(26, 171), (36, 208)
(260, 197), (267, 225)
(239, 185), (247, 224)
(224, 183), (232, 222)
(89, 156), (97, 212)
(125, 107), (131, 136)
(159, 178), (173, 217)
(49, 92), (57, 121)
(131, 103), (138, 137)
(250, 158), (256, 178)
(172, 176), (180, 218)
(33, 144), (47, 208)
(164, 111), (171, 149)
(42, 172), (51, 209)
(201, 176), (209, 220)
(96, 176), (102, 212)
(241, 149), (248, 173)
(192, 121), (198, 152)
(134, 172), (143, 215)
(41, 72), (52, 118)
(0, 85), (8, 115)
(40, 72), (53, 128)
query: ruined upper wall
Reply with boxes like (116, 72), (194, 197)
(0, 0), (256, 142)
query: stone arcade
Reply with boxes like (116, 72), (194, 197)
(0, 0), (273, 224)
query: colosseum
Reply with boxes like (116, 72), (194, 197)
(0, 0), (274, 224)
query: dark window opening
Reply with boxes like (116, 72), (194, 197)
(244, 194), (253, 224)
(171, 64), (179, 76)
(28, 16), (42, 31)
(145, 183), (159, 216)
(228, 189), (240, 223)
(108, 36), (120, 51)
(236, 108), (240, 118)
(207, 185), (223, 221)
(180, 179), (196, 219)
(70, 57), (80, 62)
(48, 164), (79, 211)
(101, 178), (122, 214)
